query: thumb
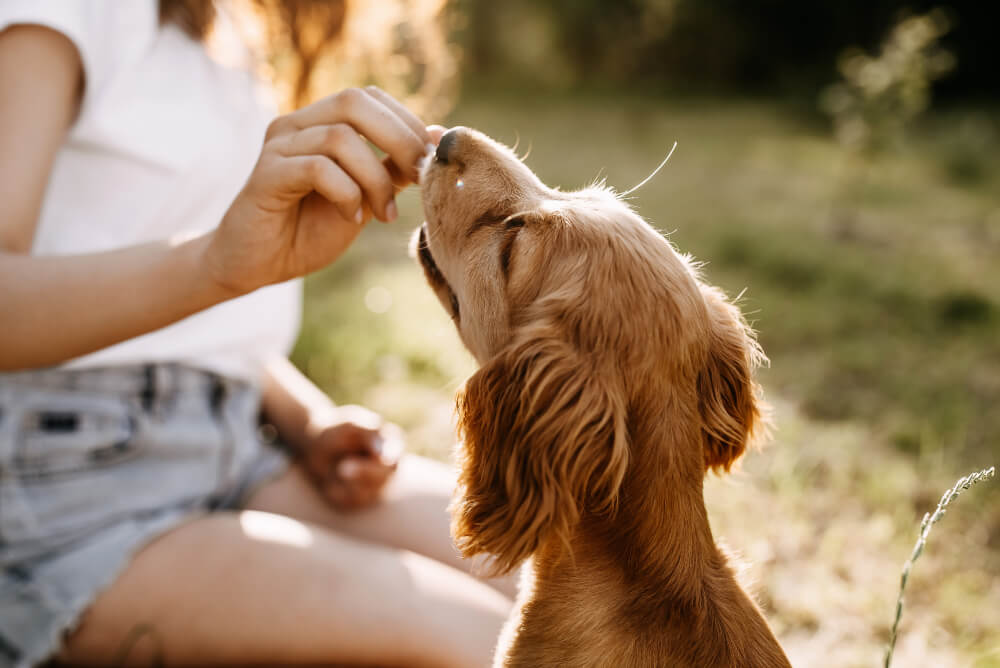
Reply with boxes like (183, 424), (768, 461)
(372, 426), (405, 466)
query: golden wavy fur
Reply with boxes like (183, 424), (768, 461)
(415, 128), (791, 667)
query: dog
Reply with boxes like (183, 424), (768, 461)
(414, 127), (791, 668)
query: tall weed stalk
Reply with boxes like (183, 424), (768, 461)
(884, 466), (996, 668)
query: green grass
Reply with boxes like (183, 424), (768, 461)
(291, 93), (999, 665)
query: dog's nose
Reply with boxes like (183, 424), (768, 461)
(435, 127), (462, 164)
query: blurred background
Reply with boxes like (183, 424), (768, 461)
(289, 1), (999, 665)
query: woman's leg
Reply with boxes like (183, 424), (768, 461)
(60, 512), (510, 667)
(244, 455), (520, 598)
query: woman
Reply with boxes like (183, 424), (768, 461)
(0, 1), (511, 666)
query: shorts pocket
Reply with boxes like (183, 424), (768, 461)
(12, 392), (137, 481)
(0, 390), (142, 547)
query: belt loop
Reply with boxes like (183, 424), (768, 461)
(140, 364), (156, 412)
(209, 373), (227, 416)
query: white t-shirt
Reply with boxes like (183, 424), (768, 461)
(0, 0), (301, 383)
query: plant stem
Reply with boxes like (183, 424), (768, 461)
(883, 465), (995, 668)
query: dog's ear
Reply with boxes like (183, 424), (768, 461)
(453, 330), (629, 574)
(697, 285), (768, 473)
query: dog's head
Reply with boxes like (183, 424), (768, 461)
(415, 127), (766, 574)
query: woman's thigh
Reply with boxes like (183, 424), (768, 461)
(60, 512), (510, 667)
(244, 456), (519, 598)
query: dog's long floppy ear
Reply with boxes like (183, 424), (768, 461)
(453, 330), (629, 574)
(697, 285), (768, 473)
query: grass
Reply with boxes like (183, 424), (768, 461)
(885, 467), (996, 668)
(291, 92), (999, 666)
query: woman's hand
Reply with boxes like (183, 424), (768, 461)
(300, 404), (406, 511)
(205, 86), (434, 295)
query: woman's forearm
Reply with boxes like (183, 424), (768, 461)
(0, 233), (235, 371)
(261, 356), (339, 453)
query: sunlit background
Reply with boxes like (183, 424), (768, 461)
(287, 2), (999, 665)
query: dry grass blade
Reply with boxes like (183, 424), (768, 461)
(883, 465), (996, 668)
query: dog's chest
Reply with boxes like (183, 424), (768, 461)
(499, 564), (643, 667)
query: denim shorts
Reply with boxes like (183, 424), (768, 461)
(0, 364), (288, 667)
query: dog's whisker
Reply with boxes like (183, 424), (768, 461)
(588, 173), (608, 190)
(648, 226), (681, 243)
(618, 141), (678, 198)
(519, 141), (533, 163)
(432, 375), (466, 395)
(423, 225), (449, 247)
(418, 220), (446, 246)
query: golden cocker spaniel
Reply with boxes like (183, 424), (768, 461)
(415, 127), (791, 668)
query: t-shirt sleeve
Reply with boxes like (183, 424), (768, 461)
(0, 0), (157, 107)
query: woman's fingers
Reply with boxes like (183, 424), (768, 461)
(426, 125), (447, 145)
(338, 457), (395, 489)
(285, 156), (362, 223)
(261, 88), (434, 217)
(285, 88), (429, 183)
(362, 85), (431, 146)
(276, 124), (397, 221)
(324, 463), (388, 510)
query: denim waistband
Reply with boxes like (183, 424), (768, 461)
(0, 363), (249, 412)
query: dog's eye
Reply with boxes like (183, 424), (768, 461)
(505, 217), (525, 231)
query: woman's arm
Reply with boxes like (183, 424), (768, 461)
(0, 237), (235, 370)
(0, 25), (432, 372)
(0, 25), (78, 252)
(0, 26), (234, 369)
(260, 356), (339, 452)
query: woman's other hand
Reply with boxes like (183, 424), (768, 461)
(301, 404), (405, 511)
(206, 86), (434, 295)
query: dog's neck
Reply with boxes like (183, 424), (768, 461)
(542, 418), (723, 607)
(509, 414), (789, 667)
(615, 419), (719, 598)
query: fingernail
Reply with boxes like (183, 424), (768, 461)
(354, 208), (364, 225)
(385, 200), (398, 222)
(338, 459), (360, 479)
(379, 437), (405, 466)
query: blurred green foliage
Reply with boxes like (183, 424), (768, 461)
(451, 0), (999, 100)
(820, 10), (954, 152)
